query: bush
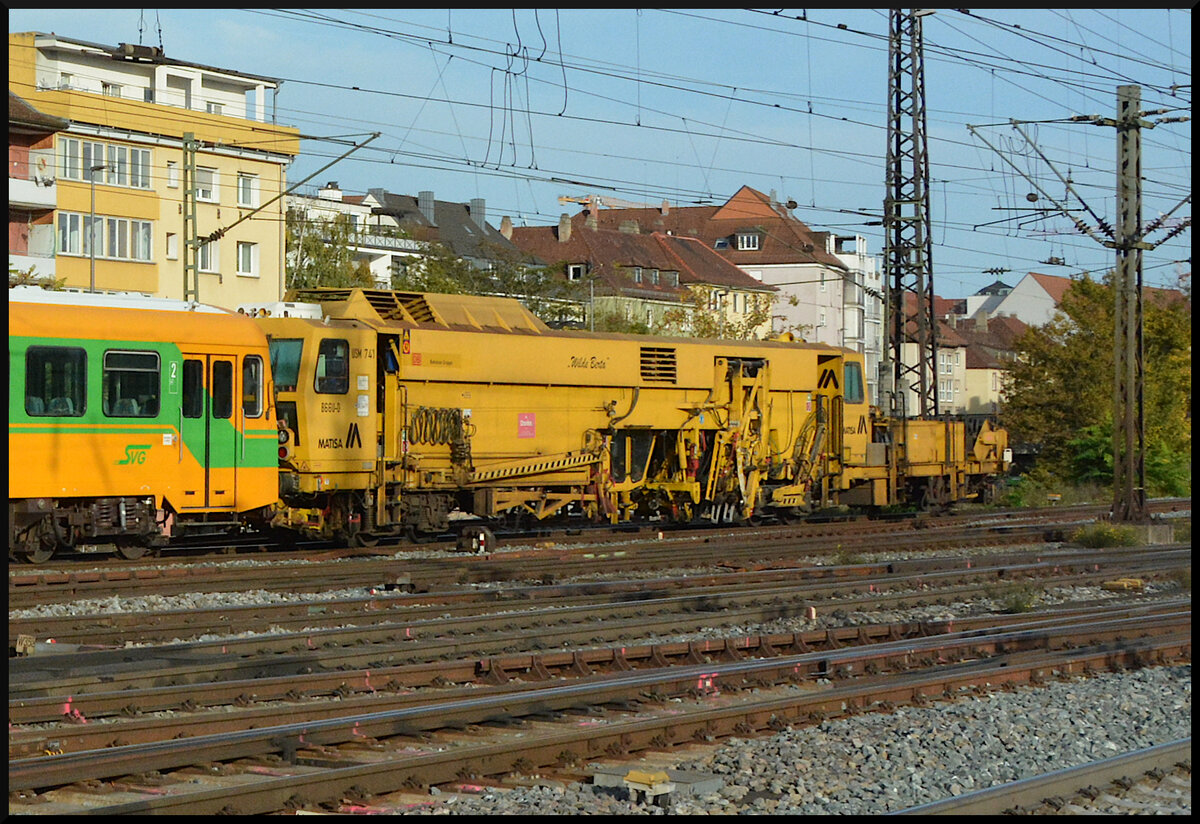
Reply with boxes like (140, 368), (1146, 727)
(984, 583), (1042, 614)
(1071, 522), (1139, 548)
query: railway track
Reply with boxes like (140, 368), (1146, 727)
(9, 500), (1186, 609)
(8, 504), (1189, 815)
(897, 738), (1191, 815)
(8, 610), (1189, 814)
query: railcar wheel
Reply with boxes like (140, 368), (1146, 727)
(352, 532), (380, 547)
(24, 544), (55, 564)
(116, 543), (149, 561)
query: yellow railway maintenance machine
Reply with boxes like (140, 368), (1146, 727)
(244, 289), (1009, 546)
(9, 287), (280, 562)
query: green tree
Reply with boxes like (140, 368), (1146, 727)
(285, 208), (375, 290)
(9, 263), (65, 290)
(657, 284), (777, 340)
(1001, 273), (1190, 496)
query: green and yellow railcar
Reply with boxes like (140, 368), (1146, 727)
(8, 287), (279, 562)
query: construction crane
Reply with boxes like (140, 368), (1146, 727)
(559, 194), (659, 210)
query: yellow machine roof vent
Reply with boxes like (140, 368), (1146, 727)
(640, 346), (677, 383)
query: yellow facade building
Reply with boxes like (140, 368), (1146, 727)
(9, 32), (300, 308)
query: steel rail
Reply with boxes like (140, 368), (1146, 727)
(9, 611), (1189, 792)
(9, 635), (1189, 814)
(891, 738), (1192, 815)
(10, 598), (1187, 730)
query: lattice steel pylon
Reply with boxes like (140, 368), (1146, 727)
(1111, 85), (1147, 523)
(883, 9), (937, 419)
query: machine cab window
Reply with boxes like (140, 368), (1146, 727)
(268, 339), (303, 392)
(844, 361), (865, 405)
(315, 338), (349, 395)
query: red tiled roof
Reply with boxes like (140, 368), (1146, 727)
(569, 185), (848, 270)
(651, 233), (775, 292)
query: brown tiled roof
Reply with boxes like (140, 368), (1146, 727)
(8, 91), (68, 132)
(509, 224), (687, 300)
(1028, 270), (1188, 308)
(570, 185), (848, 270)
(1028, 271), (1075, 305)
(651, 233), (775, 293)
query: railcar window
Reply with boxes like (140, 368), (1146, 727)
(269, 339), (302, 392)
(103, 351), (160, 418)
(844, 361), (865, 405)
(242, 355), (264, 417)
(182, 360), (204, 418)
(25, 346), (86, 417)
(315, 338), (350, 394)
(212, 361), (233, 419)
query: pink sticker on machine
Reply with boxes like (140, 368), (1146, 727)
(517, 413), (536, 438)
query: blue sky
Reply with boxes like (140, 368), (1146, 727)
(9, 8), (1192, 297)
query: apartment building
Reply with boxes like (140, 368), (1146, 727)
(8, 32), (300, 307)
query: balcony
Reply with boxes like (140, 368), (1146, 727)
(9, 149), (58, 210)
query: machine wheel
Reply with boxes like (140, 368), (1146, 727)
(352, 532), (380, 548)
(116, 542), (150, 561)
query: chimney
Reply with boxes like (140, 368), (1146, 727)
(469, 197), (486, 229)
(500, 215), (513, 240)
(318, 181), (342, 202)
(661, 200), (670, 216)
(557, 213), (572, 243)
(975, 312), (989, 332)
(618, 220), (639, 234)
(585, 210), (598, 231)
(418, 190), (436, 225)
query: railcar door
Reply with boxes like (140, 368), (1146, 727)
(178, 354), (238, 509)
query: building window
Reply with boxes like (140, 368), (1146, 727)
(664, 271), (679, 286)
(206, 101), (223, 116)
(57, 212), (82, 255)
(103, 350), (160, 418)
(939, 379), (954, 403)
(59, 137), (80, 180)
(166, 233), (179, 260)
(102, 82), (122, 98)
(143, 87), (155, 103)
(237, 173), (259, 208)
(195, 167), (217, 202)
(632, 266), (643, 284)
(58, 137), (149, 189)
(129, 148), (151, 189)
(736, 233), (760, 251)
(646, 308), (654, 327)
(166, 160), (178, 188)
(105, 144), (128, 187)
(567, 263), (585, 282)
(649, 269), (659, 285)
(198, 240), (219, 272)
(237, 241), (259, 277)
(59, 72), (73, 90)
(820, 271), (826, 292)
(57, 212), (151, 262)
(714, 238), (729, 250)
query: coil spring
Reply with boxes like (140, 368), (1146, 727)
(409, 406), (465, 445)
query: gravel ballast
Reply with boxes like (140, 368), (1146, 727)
(407, 664), (1191, 815)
